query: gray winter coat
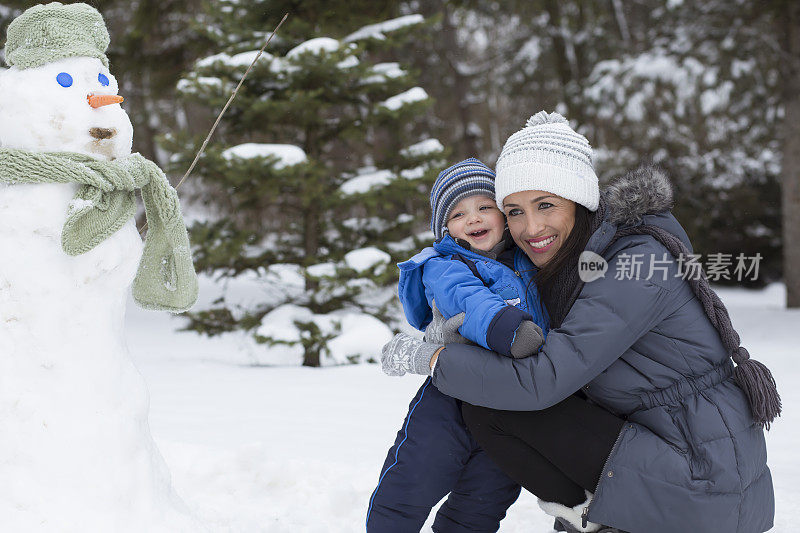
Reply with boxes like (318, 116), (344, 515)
(431, 168), (774, 533)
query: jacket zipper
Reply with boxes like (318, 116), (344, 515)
(456, 245), (535, 306)
(446, 242), (545, 324)
(514, 252), (548, 329)
(584, 423), (631, 528)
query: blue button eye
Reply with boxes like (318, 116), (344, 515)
(98, 73), (110, 87)
(56, 72), (73, 87)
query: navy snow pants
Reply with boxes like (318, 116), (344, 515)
(366, 378), (521, 532)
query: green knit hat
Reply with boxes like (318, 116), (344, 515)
(4, 2), (109, 70)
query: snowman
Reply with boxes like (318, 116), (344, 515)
(0, 3), (200, 531)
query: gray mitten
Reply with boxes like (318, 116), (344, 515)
(381, 333), (443, 376)
(509, 320), (544, 359)
(424, 300), (474, 345)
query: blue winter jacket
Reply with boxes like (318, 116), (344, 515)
(398, 234), (548, 356)
(431, 167), (774, 533)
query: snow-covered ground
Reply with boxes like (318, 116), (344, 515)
(128, 283), (798, 532)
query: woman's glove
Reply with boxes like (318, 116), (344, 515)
(509, 320), (545, 359)
(424, 300), (473, 345)
(381, 333), (442, 376)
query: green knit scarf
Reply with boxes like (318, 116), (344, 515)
(0, 148), (198, 313)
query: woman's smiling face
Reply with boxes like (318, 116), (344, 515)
(502, 190), (576, 267)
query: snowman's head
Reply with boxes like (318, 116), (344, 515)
(0, 57), (133, 161)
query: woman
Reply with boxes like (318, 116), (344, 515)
(381, 111), (778, 533)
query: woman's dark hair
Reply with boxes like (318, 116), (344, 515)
(531, 203), (596, 327)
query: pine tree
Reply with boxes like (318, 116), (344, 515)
(167, 1), (444, 366)
(580, 0), (783, 283)
(406, 0), (634, 160)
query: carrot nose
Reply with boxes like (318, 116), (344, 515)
(87, 94), (124, 108)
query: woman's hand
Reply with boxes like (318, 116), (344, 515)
(429, 347), (443, 370)
(381, 333), (444, 377)
(380, 302), (473, 377)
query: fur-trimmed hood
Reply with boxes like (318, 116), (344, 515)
(603, 165), (674, 226)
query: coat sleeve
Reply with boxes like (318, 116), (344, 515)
(432, 241), (676, 410)
(422, 257), (531, 355)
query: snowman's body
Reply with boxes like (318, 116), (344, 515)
(0, 57), (198, 531)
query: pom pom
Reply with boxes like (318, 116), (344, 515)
(526, 110), (568, 128)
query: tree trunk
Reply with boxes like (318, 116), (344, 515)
(544, 0), (581, 120)
(301, 201), (321, 367)
(440, 3), (480, 157)
(779, 2), (800, 307)
(302, 347), (320, 368)
(611, 0), (631, 45)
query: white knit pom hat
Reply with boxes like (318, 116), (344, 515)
(495, 110), (599, 211)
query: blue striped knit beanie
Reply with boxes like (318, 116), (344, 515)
(430, 158), (496, 240)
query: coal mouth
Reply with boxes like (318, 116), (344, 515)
(89, 127), (116, 140)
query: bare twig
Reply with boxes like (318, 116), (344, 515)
(139, 12), (289, 235)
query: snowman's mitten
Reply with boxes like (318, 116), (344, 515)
(126, 156), (198, 313)
(424, 300), (472, 345)
(381, 333), (442, 377)
(509, 320), (544, 359)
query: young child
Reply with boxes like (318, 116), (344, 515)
(366, 158), (549, 532)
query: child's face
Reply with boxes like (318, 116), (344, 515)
(446, 195), (506, 252)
